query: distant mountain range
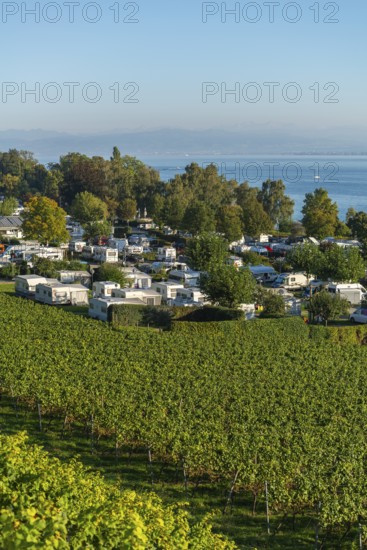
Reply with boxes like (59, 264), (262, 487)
(0, 128), (366, 161)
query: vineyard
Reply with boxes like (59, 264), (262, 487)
(1, 293), (367, 547)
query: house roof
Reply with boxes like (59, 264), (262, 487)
(0, 216), (22, 228)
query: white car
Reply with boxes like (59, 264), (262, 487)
(350, 308), (367, 324)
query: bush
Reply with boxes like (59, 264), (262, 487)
(94, 263), (126, 287)
(0, 263), (20, 280)
(109, 304), (173, 328)
(260, 293), (286, 318)
(173, 306), (244, 323)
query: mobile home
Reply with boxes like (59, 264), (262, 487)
(168, 269), (201, 287)
(157, 247), (176, 262)
(272, 273), (309, 290)
(112, 288), (162, 306)
(58, 270), (92, 288)
(93, 281), (121, 298)
(328, 283), (367, 305)
(15, 275), (50, 297)
(35, 283), (89, 306)
(248, 265), (277, 284)
(151, 282), (184, 303)
(93, 247), (119, 263)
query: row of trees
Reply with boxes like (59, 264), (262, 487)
(288, 242), (366, 283)
(3, 148), (367, 245)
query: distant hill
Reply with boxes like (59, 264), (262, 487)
(0, 128), (365, 160)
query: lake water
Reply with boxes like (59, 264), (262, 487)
(140, 155), (367, 221)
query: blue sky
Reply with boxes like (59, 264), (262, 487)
(0, 0), (365, 136)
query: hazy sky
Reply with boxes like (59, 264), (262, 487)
(0, 0), (365, 134)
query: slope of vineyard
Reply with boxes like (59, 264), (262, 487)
(0, 432), (235, 549)
(1, 293), (367, 545)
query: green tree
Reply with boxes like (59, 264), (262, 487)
(22, 196), (70, 245)
(301, 188), (339, 238)
(347, 211), (367, 241)
(308, 290), (349, 326)
(187, 233), (229, 271)
(216, 205), (243, 242)
(236, 185), (273, 236)
(94, 263), (127, 287)
(260, 292), (286, 318)
(288, 243), (323, 279)
(258, 179), (294, 226)
(119, 198), (137, 224)
(83, 220), (112, 242)
(182, 201), (216, 234)
(0, 196), (18, 216)
(200, 265), (256, 308)
(44, 169), (63, 201)
(71, 191), (109, 225)
(317, 245), (365, 283)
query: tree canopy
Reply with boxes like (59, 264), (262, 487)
(22, 196), (70, 245)
(200, 265), (256, 308)
(302, 188), (339, 238)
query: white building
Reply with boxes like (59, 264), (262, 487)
(92, 281), (121, 298)
(0, 216), (23, 239)
(157, 247), (176, 262)
(122, 267), (152, 289)
(35, 282), (89, 306)
(58, 270), (92, 288)
(15, 275), (51, 297)
(168, 287), (205, 307)
(151, 282), (184, 303)
(93, 247), (119, 263)
(111, 288), (162, 306)
(108, 238), (129, 252)
(69, 241), (86, 253)
(168, 269), (201, 287)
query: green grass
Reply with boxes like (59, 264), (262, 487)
(0, 397), (360, 549)
(0, 282), (15, 294)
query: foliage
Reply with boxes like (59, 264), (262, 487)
(187, 233), (229, 271)
(241, 251), (271, 266)
(258, 179), (294, 226)
(216, 205), (243, 242)
(347, 210), (367, 241)
(301, 188), (339, 238)
(22, 196), (70, 245)
(182, 201), (216, 234)
(83, 220), (112, 242)
(287, 243), (322, 278)
(308, 289), (350, 325)
(110, 304), (173, 328)
(94, 263), (127, 287)
(31, 258), (88, 278)
(0, 196), (18, 216)
(173, 306), (244, 323)
(260, 292), (286, 318)
(200, 265), (256, 308)
(0, 262), (20, 280)
(71, 191), (109, 225)
(1, 296), (367, 542)
(119, 197), (137, 222)
(0, 432), (235, 549)
(236, 184), (273, 236)
(317, 244), (366, 283)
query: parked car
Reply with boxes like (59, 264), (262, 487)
(350, 307), (367, 324)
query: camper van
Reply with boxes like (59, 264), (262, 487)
(272, 273), (309, 290)
(328, 283), (367, 305)
(248, 265), (277, 284)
